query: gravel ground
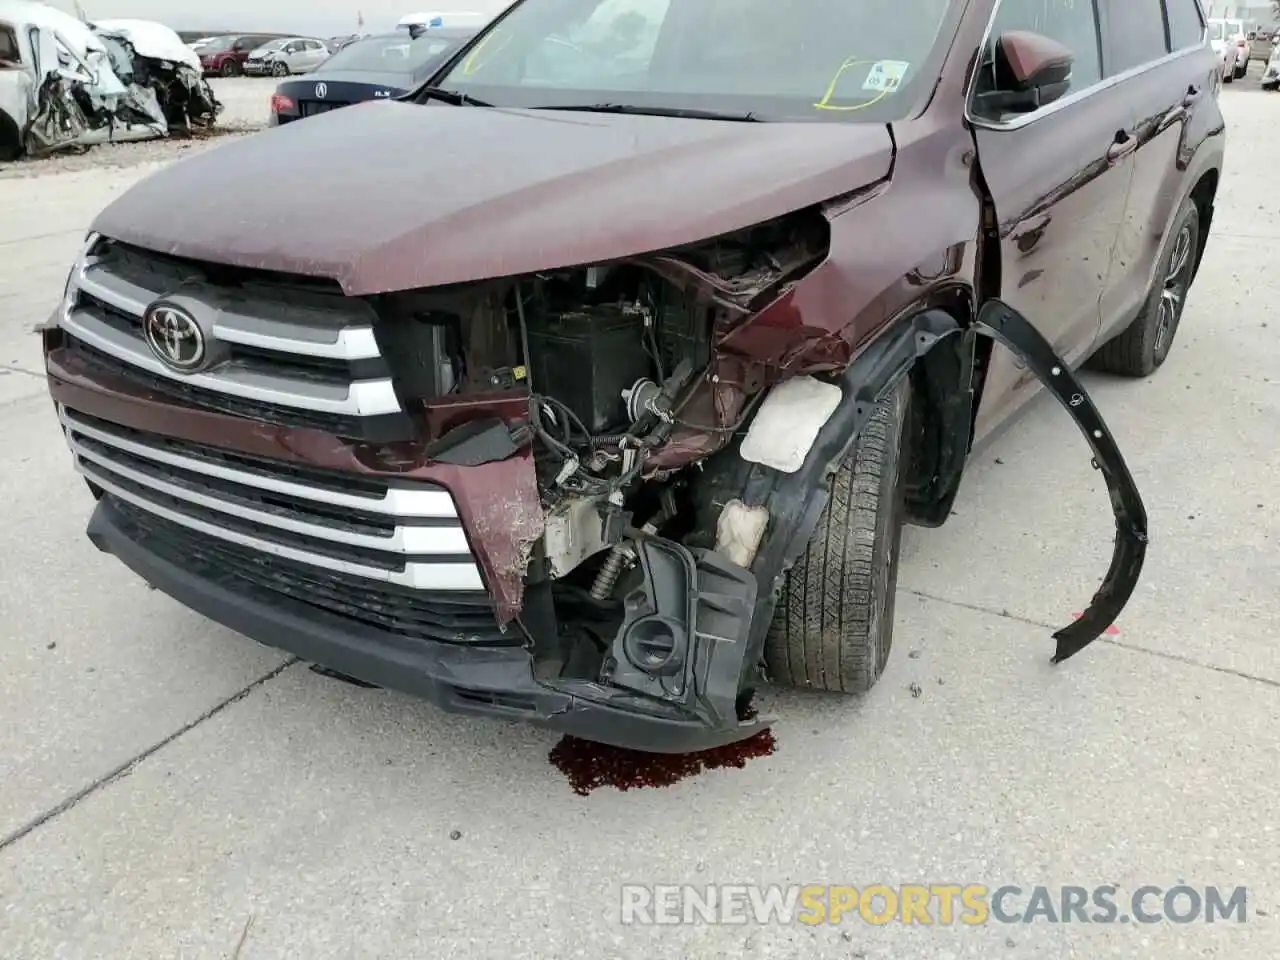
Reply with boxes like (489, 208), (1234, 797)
(0, 69), (1278, 959)
(0, 77), (274, 179)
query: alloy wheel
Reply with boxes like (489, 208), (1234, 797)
(1155, 224), (1193, 358)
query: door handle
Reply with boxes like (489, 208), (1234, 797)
(1182, 84), (1199, 107)
(1106, 131), (1137, 161)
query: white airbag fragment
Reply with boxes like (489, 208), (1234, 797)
(738, 375), (842, 474)
(715, 499), (769, 568)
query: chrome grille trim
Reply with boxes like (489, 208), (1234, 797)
(75, 256), (382, 360)
(61, 407), (485, 592)
(59, 302), (402, 416)
(60, 409), (456, 517)
(57, 232), (401, 417)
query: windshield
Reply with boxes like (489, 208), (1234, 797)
(200, 35), (237, 50)
(1208, 21), (1225, 40)
(319, 33), (461, 73)
(432, 0), (953, 122)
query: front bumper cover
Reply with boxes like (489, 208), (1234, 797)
(87, 497), (768, 753)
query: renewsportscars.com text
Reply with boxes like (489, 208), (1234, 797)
(619, 884), (1249, 926)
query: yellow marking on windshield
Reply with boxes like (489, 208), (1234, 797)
(814, 56), (893, 111)
(462, 30), (513, 74)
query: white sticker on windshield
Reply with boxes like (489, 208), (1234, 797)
(863, 60), (910, 92)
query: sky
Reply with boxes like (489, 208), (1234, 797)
(40, 0), (511, 37)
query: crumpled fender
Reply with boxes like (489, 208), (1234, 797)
(975, 299), (1149, 662)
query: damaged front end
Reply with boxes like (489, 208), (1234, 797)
(9, 22), (218, 161)
(48, 200), (1148, 753)
(358, 212), (1147, 747)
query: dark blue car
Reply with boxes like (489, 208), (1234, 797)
(269, 27), (477, 124)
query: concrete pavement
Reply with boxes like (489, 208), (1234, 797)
(0, 80), (1276, 959)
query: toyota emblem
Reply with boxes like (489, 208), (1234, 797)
(315, 82), (327, 98)
(143, 303), (206, 372)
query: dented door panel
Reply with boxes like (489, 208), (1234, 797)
(968, 15), (1136, 441)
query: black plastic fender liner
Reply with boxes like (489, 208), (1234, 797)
(606, 533), (761, 735)
(737, 308), (966, 660)
(975, 299), (1149, 663)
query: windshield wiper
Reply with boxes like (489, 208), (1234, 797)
(415, 86), (493, 107)
(538, 103), (761, 122)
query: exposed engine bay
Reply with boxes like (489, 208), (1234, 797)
(367, 210), (1148, 722)
(377, 213), (824, 574)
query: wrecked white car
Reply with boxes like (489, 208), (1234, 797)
(0, 1), (218, 162)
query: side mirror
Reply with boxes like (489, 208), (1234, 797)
(976, 30), (1074, 116)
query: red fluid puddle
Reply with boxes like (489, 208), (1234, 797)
(1070, 612), (1121, 635)
(549, 728), (777, 796)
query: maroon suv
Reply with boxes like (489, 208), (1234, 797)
(197, 34), (286, 76)
(43, 0), (1224, 752)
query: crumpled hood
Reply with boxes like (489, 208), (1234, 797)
(91, 101), (895, 295)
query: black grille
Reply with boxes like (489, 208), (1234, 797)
(62, 336), (414, 443)
(111, 501), (513, 645)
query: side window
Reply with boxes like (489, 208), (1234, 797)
(1165, 0), (1205, 50)
(1106, 0), (1171, 74)
(988, 0), (1104, 93)
(0, 25), (19, 63)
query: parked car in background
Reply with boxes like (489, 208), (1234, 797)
(244, 37), (329, 76)
(198, 33), (287, 76)
(1250, 24), (1278, 61)
(1209, 19), (1242, 81)
(1209, 18), (1250, 77)
(0, 1), (217, 162)
(326, 34), (362, 53)
(43, 0), (1223, 752)
(269, 27), (475, 124)
(1262, 38), (1280, 89)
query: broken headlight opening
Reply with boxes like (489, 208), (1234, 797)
(974, 299), (1149, 663)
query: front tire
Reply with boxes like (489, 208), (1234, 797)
(220, 60), (239, 77)
(765, 376), (910, 695)
(272, 61), (289, 77)
(0, 110), (21, 163)
(1234, 59), (1248, 79)
(1090, 196), (1200, 377)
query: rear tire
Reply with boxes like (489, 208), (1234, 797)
(765, 376), (910, 695)
(1090, 196), (1200, 378)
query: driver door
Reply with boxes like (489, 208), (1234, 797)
(968, 0), (1135, 440)
(302, 40), (328, 70)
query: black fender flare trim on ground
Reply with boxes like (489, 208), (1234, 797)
(975, 299), (1149, 662)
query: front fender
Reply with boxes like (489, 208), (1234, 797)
(734, 300), (1147, 670)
